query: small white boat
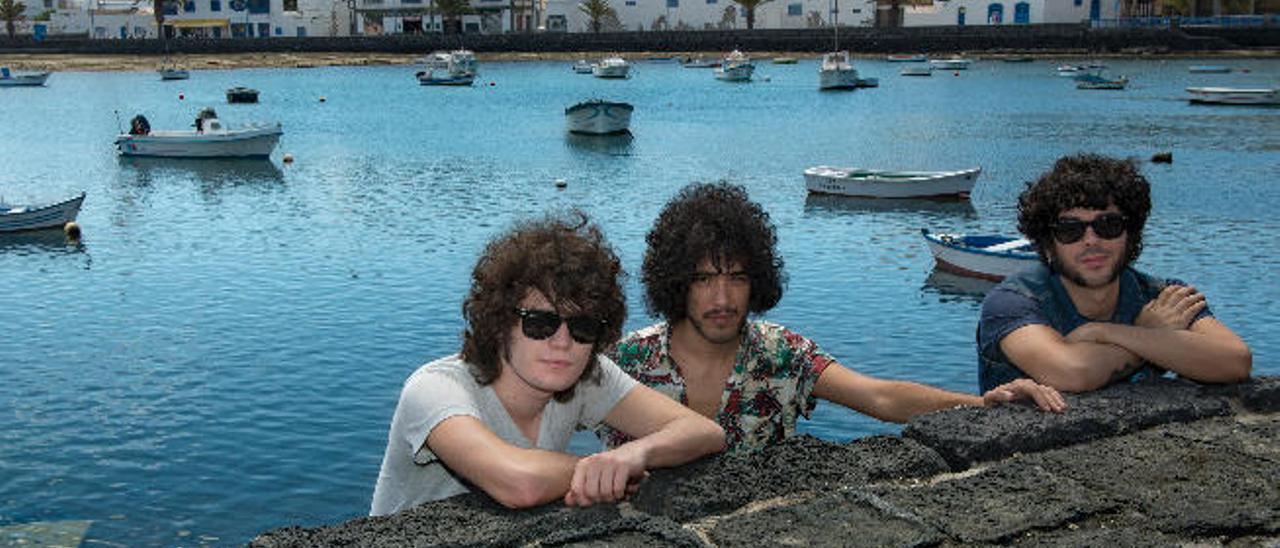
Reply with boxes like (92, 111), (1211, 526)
(900, 66), (933, 77)
(592, 56), (631, 79)
(929, 57), (972, 70)
(417, 68), (474, 86)
(818, 51), (859, 91)
(565, 100), (633, 135)
(159, 67), (190, 80)
(0, 67), (51, 87)
(419, 50), (478, 78)
(1189, 65), (1231, 74)
(1186, 86), (1280, 105)
(114, 110), (282, 159)
(921, 229), (1037, 281)
(887, 54), (927, 63)
(572, 60), (594, 74)
(804, 166), (981, 199)
(1075, 73), (1128, 90)
(1056, 64), (1101, 78)
(0, 192), (85, 233)
(714, 50), (754, 82)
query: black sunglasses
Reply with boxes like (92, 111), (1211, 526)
(514, 308), (604, 344)
(1051, 213), (1128, 244)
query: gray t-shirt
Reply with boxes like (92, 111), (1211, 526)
(370, 353), (639, 516)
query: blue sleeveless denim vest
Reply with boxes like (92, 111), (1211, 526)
(977, 263), (1171, 392)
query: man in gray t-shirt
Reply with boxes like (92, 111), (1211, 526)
(370, 213), (725, 516)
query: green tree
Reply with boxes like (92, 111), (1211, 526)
(0, 0), (26, 38)
(435, 0), (469, 33)
(577, 0), (615, 32)
(731, 0), (772, 29)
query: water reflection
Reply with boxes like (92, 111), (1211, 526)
(921, 268), (997, 304)
(564, 132), (634, 157)
(803, 193), (977, 219)
(116, 157), (285, 188)
(0, 227), (88, 257)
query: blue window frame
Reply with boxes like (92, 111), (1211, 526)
(247, 0), (269, 14)
(787, 2), (801, 15)
(183, 0), (194, 11)
(210, 0), (220, 10)
(666, 0), (677, 7)
(1014, 1), (1028, 22)
(164, 1), (178, 14)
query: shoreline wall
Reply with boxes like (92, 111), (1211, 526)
(2, 24), (1279, 55)
(252, 375), (1279, 547)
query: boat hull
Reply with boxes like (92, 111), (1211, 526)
(417, 72), (474, 86)
(115, 125), (283, 159)
(1186, 87), (1280, 105)
(714, 64), (754, 82)
(0, 193), (84, 233)
(819, 67), (859, 90)
(922, 229), (1037, 281)
(804, 166), (981, 198)
(901, 66), (933, 76)
(0, 72), (50, 87)
(565, 101), (633, 135)
(930, 59), (971, 70)
(159, 69), (190, 80)
(592, 65), (630, 79)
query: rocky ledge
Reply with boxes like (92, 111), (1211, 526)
(253, 376), (1280, 547)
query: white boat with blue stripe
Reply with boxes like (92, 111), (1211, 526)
(921, 229), (1038, 281)
(1, 192), (84, 233)
(565, 100), (633, 135)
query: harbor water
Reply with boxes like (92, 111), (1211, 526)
(1, 56), (1277, 545)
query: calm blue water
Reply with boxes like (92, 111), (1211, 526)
(1, 57), (1277, 545)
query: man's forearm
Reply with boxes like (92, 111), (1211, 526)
(618, 415), (724, 469)
(1093, 323), (1251, 383)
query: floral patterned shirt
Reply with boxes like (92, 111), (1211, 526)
(596, 320), (835, 453)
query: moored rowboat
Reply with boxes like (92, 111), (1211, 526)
(804, 166), (980, 198)
(0, 192), (85, 233)
(921, 229), (1037, 281)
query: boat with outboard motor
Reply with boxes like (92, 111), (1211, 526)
(114, 108), (282, 159)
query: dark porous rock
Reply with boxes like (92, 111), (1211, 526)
(1238, 376), (1280, 413)
(870, 461), (1121, 544)
(1022, 415), (1280, 537)
(539, 515), (705, 548)
(629, 435), (946, 523)
(708, 488), (944, 548)
(1009, 524), (1182, 547)
(250, 492), (624, 547)
(904, 378), (1232, 470)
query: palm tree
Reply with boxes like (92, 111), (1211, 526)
(731, 0), (771, 29)
(435, 0), (469, 33)
(0, 0), (26, 38)
(577, 0), (615, 32)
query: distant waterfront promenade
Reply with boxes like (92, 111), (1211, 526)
(2, 23), (1278, 72)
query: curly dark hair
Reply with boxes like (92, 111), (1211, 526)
(642, 182), (785, 322)
(1018, 153), (1151, 267)
(460, 211), (626, 403)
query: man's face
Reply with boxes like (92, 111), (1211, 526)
(1050, 205), (1130, 289)
(684, 257), (750, 345)
(502, 289), (595, 397)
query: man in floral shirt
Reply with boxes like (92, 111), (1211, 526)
(598, 183), (1067, 453)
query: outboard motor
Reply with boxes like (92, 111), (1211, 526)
(129, 114), (151, 135)
(195, 107), (218, 132)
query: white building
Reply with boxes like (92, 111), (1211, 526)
(19, 0), (350, 38)
(545, 0), (875, 33)
(902, 0), (1116, 26)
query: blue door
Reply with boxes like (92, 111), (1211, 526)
(958, 6), (966, 25)
(1014, 1), (1029, 23)
(1089, 0), (1100, 20)
(987, 3), (1003, 24)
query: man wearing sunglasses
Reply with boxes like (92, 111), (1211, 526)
(371, 213), (725, 516)
(596, 183), (1066, 454)
(977, 154), (1252, 393)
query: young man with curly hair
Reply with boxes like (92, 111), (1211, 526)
(977, 153), (1251, 393)
(371, 212), (725, 516)
(597, 182), (1066, 453)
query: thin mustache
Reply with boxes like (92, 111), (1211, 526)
(702, 308), (739, 318)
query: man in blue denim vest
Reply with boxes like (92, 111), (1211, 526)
(977, 154), (1252, 393)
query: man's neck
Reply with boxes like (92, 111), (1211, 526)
(669, 319), (741, 378)
(1059, 275), (1121, 321)
(491, 367), (553, 439)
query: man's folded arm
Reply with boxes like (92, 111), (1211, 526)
(425, 415), (579, 509)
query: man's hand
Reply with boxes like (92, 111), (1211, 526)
(1136, 285), (1206, 330)
(563, 446), (648, 507)
(981, 378), (1068, 413)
